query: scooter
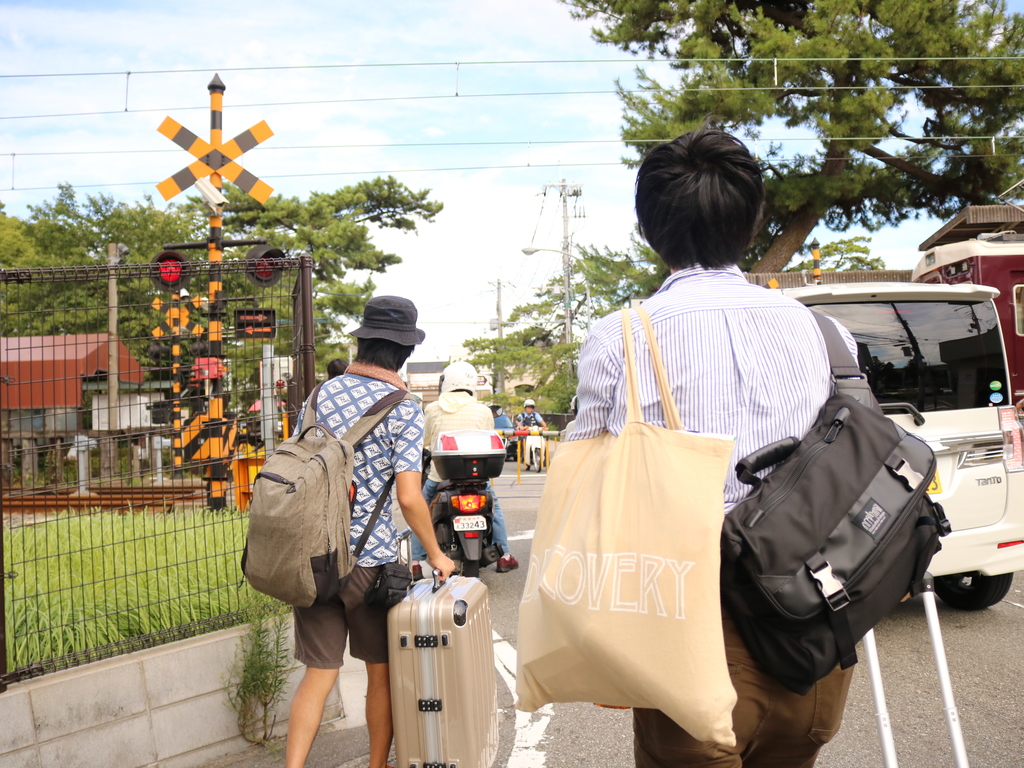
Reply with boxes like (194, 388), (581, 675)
(429, 429), (507, 577)
(430, 477), (503, 577)
(524, 433), (545, 472)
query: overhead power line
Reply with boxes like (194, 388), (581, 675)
(3, 54), (1024, 80)
(5, 134), (1023, 158)
(6, 80), (1024, 122)
(5, 150), (1024, 196)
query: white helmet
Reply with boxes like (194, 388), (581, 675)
(440, 361), (478, 394)
(524, 398), (536, 407)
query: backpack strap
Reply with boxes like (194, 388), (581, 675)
(351, 473), (397, 561)
(811, 313), (879, 409)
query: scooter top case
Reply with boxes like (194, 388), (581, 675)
(388, 574), (498, 768)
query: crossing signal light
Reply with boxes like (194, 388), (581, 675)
(244, 245), (286, 287)
(150, 251), (192, 291)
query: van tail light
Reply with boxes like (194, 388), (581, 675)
(998, 540), (1024, 549)
(452, 494), (487, 512)
(999, 407), (1024, 472)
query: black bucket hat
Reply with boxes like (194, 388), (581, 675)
(351, 295), (426, 346)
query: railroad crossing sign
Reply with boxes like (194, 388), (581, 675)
(151, 297), (204, 338)
(155, 114), (274, 203)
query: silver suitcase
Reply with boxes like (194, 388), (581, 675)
(863, 574), (970, 767)
(388, 573), (499, 768)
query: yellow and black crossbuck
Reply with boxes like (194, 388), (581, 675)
(156, 117), (274, 203)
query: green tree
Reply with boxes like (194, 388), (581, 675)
(561, 0), (1024, 272)
(784, 235), (885, 271)
(577, 236), (669, 315)
(2, 185), (203, 347)
(465, 239), (668, 411)
(221, 179), (443, 364)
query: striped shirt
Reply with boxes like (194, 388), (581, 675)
(570, 265), (857, 510)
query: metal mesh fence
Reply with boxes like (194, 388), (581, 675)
(0, 257), (315, 687)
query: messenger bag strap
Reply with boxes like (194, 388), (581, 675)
(806, 551), (859, 670)
(812, 313), (862, 379)
(812, 313), (879, 410)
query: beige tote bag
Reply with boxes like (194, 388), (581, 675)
(516, 307), (738, 746)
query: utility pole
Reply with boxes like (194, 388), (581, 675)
(541, 180), (582, 344)
(104, 243), (128, 481)
(495, 278), (505, 394)
(107, 243), (120, 436)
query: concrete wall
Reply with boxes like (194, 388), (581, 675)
(0, 622), (368, 768)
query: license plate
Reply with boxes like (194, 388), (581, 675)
(453, 515), (487, 532)
(927, 472), (942, 495)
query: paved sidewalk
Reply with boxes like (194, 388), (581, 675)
(199, 722), (379, 768)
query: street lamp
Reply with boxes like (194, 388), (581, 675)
(522, 245), (573, 344)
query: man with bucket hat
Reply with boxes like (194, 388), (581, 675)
(285, 296), (455, 768)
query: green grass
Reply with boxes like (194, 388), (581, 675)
(3, 510), (253, 671)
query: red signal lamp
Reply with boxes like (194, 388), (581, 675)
(150, 250), (192, 292)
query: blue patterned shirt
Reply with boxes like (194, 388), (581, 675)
(299, 375), (425, 567)
(570, 265), (857, 511)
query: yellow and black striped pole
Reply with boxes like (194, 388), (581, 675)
(811, 238), (822, 285)
(171, 292), (184, 479)
(206, 74), (228, 509)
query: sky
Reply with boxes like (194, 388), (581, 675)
(2, 0), (1023, 363)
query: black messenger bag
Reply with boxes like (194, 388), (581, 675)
(720, 314), (950, 695)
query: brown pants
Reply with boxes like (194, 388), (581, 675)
(634, 616), (854, 768)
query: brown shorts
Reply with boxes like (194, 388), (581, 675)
(293, 565), (390, 668)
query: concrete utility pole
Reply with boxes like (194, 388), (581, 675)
(541, 180), (583, 344)
(107, 243), (121, 434)
(495, 278), (505, 394)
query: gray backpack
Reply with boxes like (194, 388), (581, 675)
(241, 385), (413, 607)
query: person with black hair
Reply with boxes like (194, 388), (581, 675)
(570, 129), (857, 768)
(285, 296), (454, 768)
(326, 358), (347, 378)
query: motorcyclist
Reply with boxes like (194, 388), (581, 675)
(411, 361), (519, 577)
(515, 399), (547, 431)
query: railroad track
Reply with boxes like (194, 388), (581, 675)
(1, 484), (209, 514)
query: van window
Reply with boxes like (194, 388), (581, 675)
(810, 301), (1009, 411)
(1015, 284), (1024, 336)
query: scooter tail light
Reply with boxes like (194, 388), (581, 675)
(452, 494), (487, 512)
(997, 540), (1024, 549)
(491, 434), (505, 450)
(998, 407), (1024, 472)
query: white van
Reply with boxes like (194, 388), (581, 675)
(784, 282), (1024, 610)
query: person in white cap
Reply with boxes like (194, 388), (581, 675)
(412, 361), (519, 576)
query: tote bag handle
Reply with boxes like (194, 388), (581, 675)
(620, 307), (683, 431)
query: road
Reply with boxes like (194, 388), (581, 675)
(474, 470), (1024, 768)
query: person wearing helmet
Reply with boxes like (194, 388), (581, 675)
(411, 361), (519, 576)
(515, 399), (547, 431)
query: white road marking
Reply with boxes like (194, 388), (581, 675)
(1003, 600), (1024, 609)
(508, 529), (535, 541)
(493, 629), (553, 767)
